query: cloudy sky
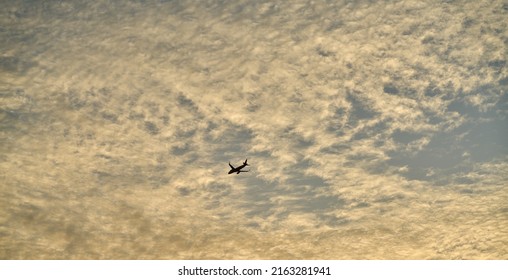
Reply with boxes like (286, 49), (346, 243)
(1, 0), (507, 259)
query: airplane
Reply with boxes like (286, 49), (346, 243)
(228, 159), (249, 174)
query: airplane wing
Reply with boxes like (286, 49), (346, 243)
(228, 162), (234, 169)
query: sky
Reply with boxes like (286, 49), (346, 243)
(0, 0), (507, 259)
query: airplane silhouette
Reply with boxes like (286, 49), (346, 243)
(228, 159), (249, 174)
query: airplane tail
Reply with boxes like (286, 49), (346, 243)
(244, 159), (249, 166)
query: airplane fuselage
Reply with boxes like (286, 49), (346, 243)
(228, 164), (247, 174)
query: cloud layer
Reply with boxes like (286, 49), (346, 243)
(1, 0), (507, 259)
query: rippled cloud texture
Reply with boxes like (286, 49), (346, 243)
(1, 0), (507, 259)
